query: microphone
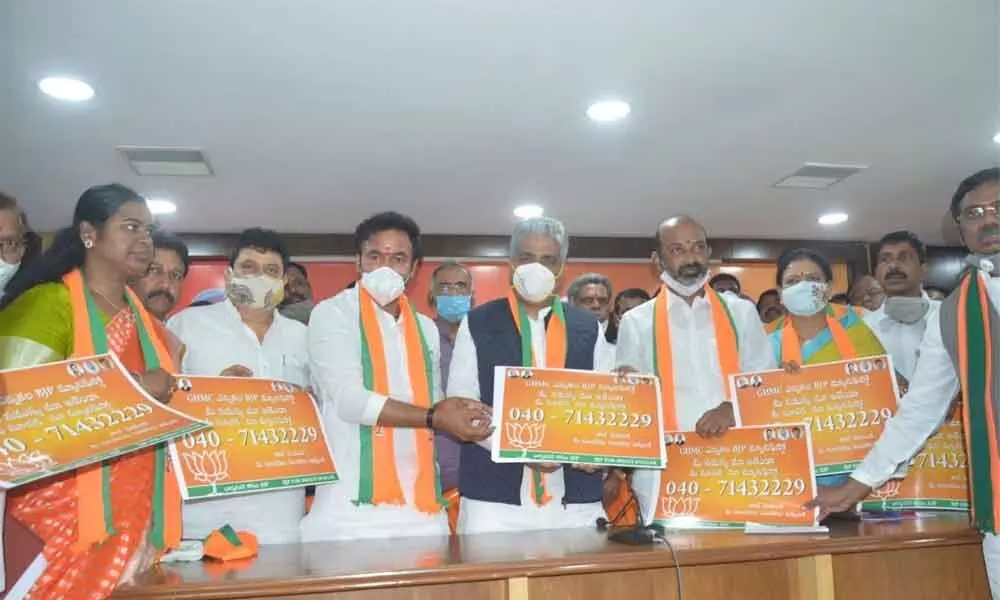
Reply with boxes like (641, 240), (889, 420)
(596, 482), (657, 545)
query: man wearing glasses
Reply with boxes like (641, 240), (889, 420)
(0, 191), (41, 297)
(808, 167), (1000, 595)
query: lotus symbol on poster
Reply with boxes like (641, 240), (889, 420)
(871, 479), (901, 501)
(0, 451), (56, 479)
(506, 422), (546, 457)
(183, 449), (231, 493)
(659, 496), (701, 519)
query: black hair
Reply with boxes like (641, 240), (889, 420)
(2, 183), (146, 308)
(709, 272), (741, 292)
(775, 247), (833, 286)
(756, 288), (780, 311)
(875, 230), (926, 263)
(152, 230), (191, 276)
(354, 212), (423, 261)
(951, 168), (999, 221)
(287, 261), (309, 279)
(605, 288), (653, 344)
(228, 227), (290, 269)
(830, 292), (851, 305)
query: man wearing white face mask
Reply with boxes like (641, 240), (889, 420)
(447, 217), (609, 534)
(864, 231), (940, 384)
(614, 216), (774, 522)
(304, 212), (493, 541)
(0, 192), (41, 298)
(167, 227), (309, 544)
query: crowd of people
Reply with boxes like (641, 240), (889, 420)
(0, 165), (997, 598)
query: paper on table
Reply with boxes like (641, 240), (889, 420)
(744, 522), (829, 535)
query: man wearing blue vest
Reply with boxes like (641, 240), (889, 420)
(447, 217), (607, 533)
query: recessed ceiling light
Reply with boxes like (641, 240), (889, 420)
(586, 100), (631, 122)
(146, 198), (177, 215)
(513, 204), (544, 219)
(993, 131), (1000, 144)
(37, 76), (94, 102)
(818, 212), (848, 226)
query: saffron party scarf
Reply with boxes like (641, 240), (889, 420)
(507, 289), (567, 505)
(64, 269), (181, 553)
(778, 305), (857, 365)
(652, 286), (740, 429)
(955, 269), (1000, 533)
(356, 287), (443, 514)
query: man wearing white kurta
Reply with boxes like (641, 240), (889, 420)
(303, 212), (491, 541)
(615, 216), (775, 522)
(448, 217), (608, 534)
(863, 231), (941, 383)
(809, 168), (1000, 598)
(168, 228), (309, 545)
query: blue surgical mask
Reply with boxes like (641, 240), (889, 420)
(780, 281), (827, 317)
(435, 295), (472, 323)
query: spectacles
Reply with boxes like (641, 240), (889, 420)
(961, 202), (1000, 222)
(436, 282), (470, 293)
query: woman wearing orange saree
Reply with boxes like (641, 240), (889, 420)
(0, 184), (181, 599)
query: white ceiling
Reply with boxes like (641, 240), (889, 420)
(1, 0), (998, 244)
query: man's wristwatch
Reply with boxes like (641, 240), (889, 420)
(426, 406), (437, 430)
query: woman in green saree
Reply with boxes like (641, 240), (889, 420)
(0, 184), (180, 599)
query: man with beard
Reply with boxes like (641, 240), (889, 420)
(131, 230), (190, 363)
(807, 167), (1000, 595)
(615, 216), (774, 523)
(863, 231), (939, 383)
(279, 262), (314, 324)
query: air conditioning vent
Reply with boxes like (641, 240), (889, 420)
(773, 162), (867, 190)
(117, 146), (213, 176)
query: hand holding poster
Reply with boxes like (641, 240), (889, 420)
(651, 425), (821, 530)
(491, 367), (666, 468)
(861, 404), (969, 512)
(733, 356), (900, 476)
(0, 353), (207, 488)
(168, 376), (338, 499)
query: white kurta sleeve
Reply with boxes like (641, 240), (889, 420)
(445, 317), (481, 400)
(615, 310), (646, 372)
(851, 311), (960, 488)
(308, 299), (387, 426)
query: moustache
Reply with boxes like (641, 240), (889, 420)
(979, 225), (1000, 241)
(147, 290), (176, 303)
(677, 263), (707, 277)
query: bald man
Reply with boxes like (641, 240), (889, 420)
(615, 216), (775, 522)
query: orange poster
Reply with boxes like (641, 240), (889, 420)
(0, 353), (207, 488)
(168, 376), (338, 499)
(491, 367), (665, 468)
(733, 356), (900, 476)
(651, 425), (820, 529)
(862, 404), (969, 512)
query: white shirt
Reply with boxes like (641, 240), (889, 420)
(614, 290), (776, 523)
(853, 275), (1000, 489)
(301, 287), (448, 541)
(863, 295), (941, 381)
(447, 305), (607, 533)
(596, 321), (617, 373)
(167, 301), (309, 545)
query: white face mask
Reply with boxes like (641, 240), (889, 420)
(883, 295), (931, 324)
(512, 262), (556, 303)
(781, 281), (828, 317)
(360, 266), (407, 306)
(226, 270), (284, 310)
(659, 269), (710, 298)
(967, 253), (1000, 276)
(0, 260), (19, 293)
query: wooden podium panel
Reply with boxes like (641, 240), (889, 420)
(114, 515), (988, 600)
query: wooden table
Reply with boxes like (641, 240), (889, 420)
(114, 515), (989, 600)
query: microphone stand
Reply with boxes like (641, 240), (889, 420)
(597, 486), (659, 546)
